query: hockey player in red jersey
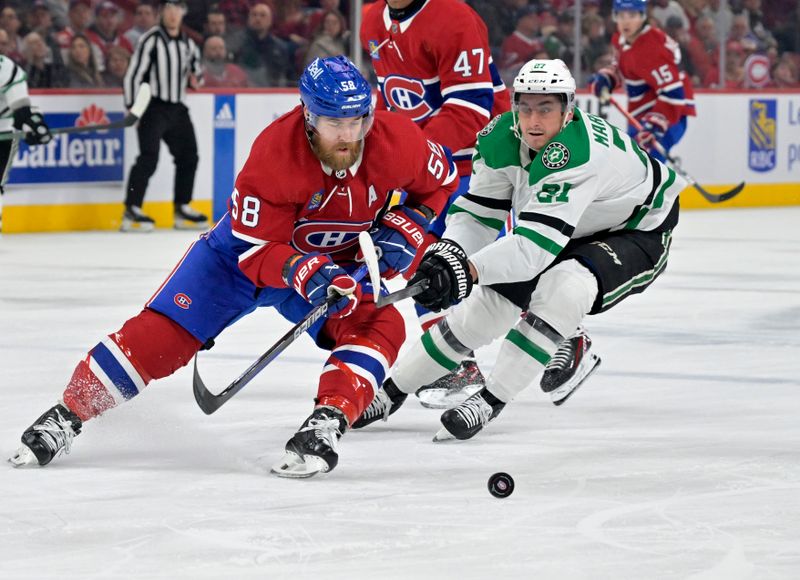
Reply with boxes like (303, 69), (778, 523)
(361, 0), (510, 407)
(9, 56), (456, 478)
(590, 0), (695, 162)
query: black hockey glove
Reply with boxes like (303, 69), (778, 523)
(12, 106), (53, 146)
(408, 239), (473, 312)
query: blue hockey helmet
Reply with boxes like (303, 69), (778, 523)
(300, 56), (373, 120)
(613, 0), (647, 12)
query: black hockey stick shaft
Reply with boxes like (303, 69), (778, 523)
(0, 83), (152, 142)
(609, 97), (745, 203)
(376, 279), (429, 308)
(193, 264), (368, 415)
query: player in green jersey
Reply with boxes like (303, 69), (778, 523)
(353, 58), (685, 441)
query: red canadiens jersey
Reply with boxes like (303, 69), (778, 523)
(612, 25), (695, 125)
(360, 0), (510, 176)
(230, 107), (458, 289)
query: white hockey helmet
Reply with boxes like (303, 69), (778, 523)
(512, 59), (577, 132)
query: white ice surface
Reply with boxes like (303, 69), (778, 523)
(1, 207), (799, 579)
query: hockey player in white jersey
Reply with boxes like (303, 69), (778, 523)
(353, 58), (684, 441)
(0, 54), (53, 233)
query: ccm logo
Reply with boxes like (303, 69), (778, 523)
(174, 293), (192, 309)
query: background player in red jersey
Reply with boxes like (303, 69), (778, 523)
(360, 0), (510, 407)
(10, 56), (457, 479)
(590, 0), (696, 162)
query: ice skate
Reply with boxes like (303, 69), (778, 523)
(540, 327), (601, 406)
(351, 379), (408, 429)
(433, 388), (505, 442)
(9, 402), (83, 467)
(415, 356), (485, 409)
(271, 406), (347, 478)
(120, 205), (155, 232)
(173, 204), (209, 230)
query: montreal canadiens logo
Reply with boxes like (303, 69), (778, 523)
(542, 142), (570, 170)
(383, 75), (433, 121)
(174, 293), (192, 309)
(292, 221), (371, 254)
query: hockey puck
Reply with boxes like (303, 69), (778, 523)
(487, 472), (515, 498)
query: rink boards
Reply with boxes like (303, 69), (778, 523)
(3, 89), (799, 233)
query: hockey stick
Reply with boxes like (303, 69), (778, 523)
(0, 83), (152, 142)
(193, 263), (369, 415)
(356, 230), (431, 308)
(608, 96), (745, 203)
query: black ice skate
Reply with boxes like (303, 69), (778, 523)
(415, 355), (485, 409)
(9, 402), (83, 467)
(271, 406), (347, 478)
(120, 205), (155, 232)
(540, 327), (601, 406)
(174, 204), (209, 231)
(433, 388), (505, 442)
(351, 379), (408, 429)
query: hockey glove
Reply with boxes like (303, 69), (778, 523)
(286, 253), (362, 319)
(408, 239), (473, 312)
(635, 112), (669, 152)
(588, 67), (617, 103)
(358, 206), (431, 280)
(12, 106), (53, 146)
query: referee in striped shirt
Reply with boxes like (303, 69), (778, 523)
(122, 0), (208, 232)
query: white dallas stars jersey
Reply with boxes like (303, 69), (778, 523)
(0, 55), (31, 132)
(445, 107), (685, 285)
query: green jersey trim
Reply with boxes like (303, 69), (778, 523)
(447, 204), (505, 232)
(421, 332), (459, 371)
(513, 226), (564, 255)
(529, 108), (591, 186)
(505, 329), (551, 365)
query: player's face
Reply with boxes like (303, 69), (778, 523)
(614, 10), (645, 41)
(515, 94), (570, 151)
(309, 115), (366, 171)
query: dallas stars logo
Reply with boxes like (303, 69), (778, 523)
(542, 142), (570, 170)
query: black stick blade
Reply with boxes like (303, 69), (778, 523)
(693, 181), (746, 204)
(193, 356), (226, 415)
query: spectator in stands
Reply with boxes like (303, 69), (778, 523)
(205, 8), (243, 58)
(56, 0), (96, 62)
(86, 2), (134, 71)
(702, 0), (733, 40)
(720, 44), (745, 88)
(273, 0), (311, 75)
(183, 0), (214, 37)
(0, 6), (25, 63)
(728, 13), (760, 54)
(740, 0), (776, 52)
(582, 12), (610, 79)
(306, 0), (343, 38)
(771, 54), (799, 88)
(689, 14), (720, 86)
(468, 0), (527, 53)
(650, 0), (690, 31)
(26, 2), (66, 67)
(236, 3), (290, 87)
(663, 15), (702, 86)
(772, 4), (799, 55)
(499, 6), (543, 88)
(124, 4), (158, 49)
(216, 0), (258, 29)
(101, 44), (131, 87)
(0, 28), (11, 57)
(66, 33), (103, 88)
(544, 12), (576, 67)
(202, 35), (248, 88)
(303, 9), (348, 68)
(23, 31), (69, 88)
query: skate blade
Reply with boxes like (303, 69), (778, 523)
(8, 446), (38, 468)
(550, 355), (601, 406)
(432, 427), (458, 443)
(270, 452), (326, 479)
(417, 383), (483, 410)
(120, 220), (155, 233)
(173, 219), (209, 231)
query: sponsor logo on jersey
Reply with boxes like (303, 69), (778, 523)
(479, 115), (502, 137)
(382, 75), (433, 121)
(306, 190), (324, 211)
(748, 99), (776, 172)
(174, 293), (192, 309)
(9, 106), (124, 184)
(541, 142), (570, 170)
(292, 221), (372, 254)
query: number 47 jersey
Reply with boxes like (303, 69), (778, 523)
(219, 107), (458, 290)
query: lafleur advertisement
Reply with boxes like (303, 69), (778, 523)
(8, 104), (125, 184)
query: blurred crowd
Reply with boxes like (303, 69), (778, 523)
(0, 0), (797, 90)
